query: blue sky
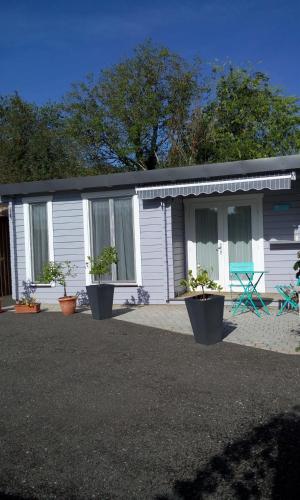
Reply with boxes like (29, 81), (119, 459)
(1, 0), (299, 104)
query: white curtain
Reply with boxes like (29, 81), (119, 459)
(31, 203), (49, 281)
(195, 208), (219, 280)
(91, 199), (111, 280)
(114, 198), (135, 281)
(91, 197), (135, 282)
(228, 206), (252, 275)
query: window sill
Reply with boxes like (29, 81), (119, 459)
(31, 283), (55, 288)
(90, 282), (140, 287)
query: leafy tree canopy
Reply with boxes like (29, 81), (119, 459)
(64, 40), (199, 170)
(1, 43), (299, 183)
(170, 68), (300, 166)
(0, 94), (110, 183)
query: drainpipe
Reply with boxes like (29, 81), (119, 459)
(162, 200), (170, 303)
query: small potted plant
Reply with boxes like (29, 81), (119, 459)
(40, 261), (78, 316)
(180, 268), (224, 345)
(86, 247), (118, 320)
(15, 281), (41, 314)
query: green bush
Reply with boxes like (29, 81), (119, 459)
(87, 247), (118, 284)
(180, 268), (222, 299)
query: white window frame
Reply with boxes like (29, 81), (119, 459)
(82, 192), (142, 287)
(184, 193), (265, 292)
(23, 196), (54, 286)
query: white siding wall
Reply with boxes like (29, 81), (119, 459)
(263, 184), (300, 291)
(11, 185), (299, 303)
(11, 193), (170, 305)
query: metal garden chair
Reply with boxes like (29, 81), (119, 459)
(230, 262), (254, 295)
(229, 262), (270, 317)
(275, 279), (300, 316)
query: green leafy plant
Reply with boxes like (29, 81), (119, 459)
(180, 268), (222, 300)
(40, 261), (77, 297)
(293, 251), (300, 280)
(87, 247), (118, 284)
(17, 280), (38, 306)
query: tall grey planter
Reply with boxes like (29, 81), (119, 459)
(184, 294), (225, 345)
(86, 284), (115, 320)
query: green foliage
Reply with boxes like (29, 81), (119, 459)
(40, 261), (77, 297)
(87, 247), (118, 283)
(17, 280), (38, 306)
(64, 40), (198, 171)
(173, 67), (300, 165)
(1, 46), (300, 182)
(0, 94), (82, 183)
(180, 268), (222, 299)
(293, 251), (300, 279)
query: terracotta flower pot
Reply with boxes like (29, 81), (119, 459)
(15, 303), (41, 314)
(58, 296), (77, 316)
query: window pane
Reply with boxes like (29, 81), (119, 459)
(114, 198), (135, 281)
(195, 208), (219, 280)
(91, 199), (111, 280)
(30, 203), (49, 282)
(228, 206), (252, 278)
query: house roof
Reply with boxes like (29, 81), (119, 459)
(0, 154), (300, 198)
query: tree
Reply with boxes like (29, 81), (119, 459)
(64, 40), (199, 170)
(0, 94), (104, 184)
(173, 68), (300, 165)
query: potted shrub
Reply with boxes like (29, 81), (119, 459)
(15, 281), (41, 314)
(180, 268), (224, 345)
(40, 261), (78, 316)
(86, 247), (118, 320)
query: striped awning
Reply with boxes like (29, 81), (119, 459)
(136, 173), (296, 200)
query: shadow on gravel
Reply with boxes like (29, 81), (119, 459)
(222, 320), (237, 339)
(156, 407), (300, 500)
(112, 307), (135, 318)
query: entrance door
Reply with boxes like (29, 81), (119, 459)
(185, 195), (265, 292)
(195, 206), (222, 285)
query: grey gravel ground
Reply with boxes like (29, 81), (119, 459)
(113, 304), (300, 354)
(0, 312), (300, 499)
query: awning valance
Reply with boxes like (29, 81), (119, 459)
(136, 173), (296, 200)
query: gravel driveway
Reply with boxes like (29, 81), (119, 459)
(0, 312), (299, 499)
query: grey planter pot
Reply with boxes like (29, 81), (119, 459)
(86, 284), (115, 320)
(184, 294), (225, 345)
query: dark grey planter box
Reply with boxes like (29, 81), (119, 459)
(184, 294), (225, 345)
(86, 284), (115, 320)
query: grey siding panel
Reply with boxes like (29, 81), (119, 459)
(263, 187), (300, 291)
(10, 193), (169, 305)
(8, 202), (17, 299)
(138, 198), (168, 304)
(171, 199), (186, 295)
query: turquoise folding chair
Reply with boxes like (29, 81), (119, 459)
(230, 262), (255, 315)
(229, 262), (254, 292)
(275, 278), (300, 316)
